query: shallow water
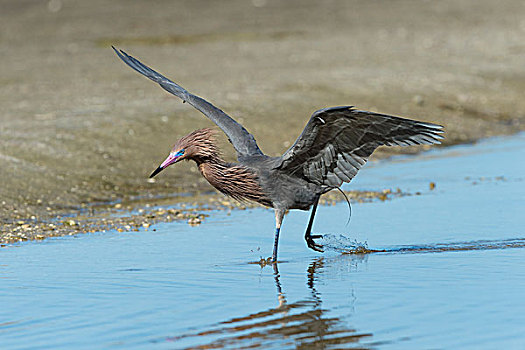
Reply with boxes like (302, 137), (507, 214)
(2, 134), (525, 349)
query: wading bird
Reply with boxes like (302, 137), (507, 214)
(113, 47), (443, 262)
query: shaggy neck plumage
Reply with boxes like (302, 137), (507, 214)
(190, 146), (272, 207)
(191, 147), (224, 167)
(176, 129), (271, 206)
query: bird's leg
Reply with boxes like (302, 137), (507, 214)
(305, 195), (324, 253)
(272, 209), (286, 263)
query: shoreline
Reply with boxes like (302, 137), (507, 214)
(0, 130), (512, 246)
(1, 174), (415, 245)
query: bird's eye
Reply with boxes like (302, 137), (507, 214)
(176, 149), (185, 157)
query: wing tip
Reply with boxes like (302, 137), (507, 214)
(312, 105), (355, 117)
(418, 121), (445, 130)
(111, 45), (125, 57)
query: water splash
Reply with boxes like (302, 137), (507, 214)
(322, 234), (525, 254)
(320, 234), (371, 254)
(375, 238), (525, 255)
(320, 236), (525, 255)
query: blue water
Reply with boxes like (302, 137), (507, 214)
(1, 134), (524, 349)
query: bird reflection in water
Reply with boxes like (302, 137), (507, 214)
(167, 257), (373, 349)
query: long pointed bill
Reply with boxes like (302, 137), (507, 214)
(149, 166), (164, 178)
(149, 153), (181, 178)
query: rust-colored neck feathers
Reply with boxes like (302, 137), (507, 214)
(176, 129), (272, 207)
(173, 128), (221, 164)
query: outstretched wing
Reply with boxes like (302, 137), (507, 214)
(113, 47), (263, 159)
(275, 106), (444, 187)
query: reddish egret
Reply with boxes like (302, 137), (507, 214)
(113, 47), (443, 262)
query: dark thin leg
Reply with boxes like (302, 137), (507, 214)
(305, 196), (319, 238)
(272, 209), (285, 262)
(305, 195), (324, 252)
(272, 227), (280, 262)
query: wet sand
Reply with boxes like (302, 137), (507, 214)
(1, 0), (524, 240)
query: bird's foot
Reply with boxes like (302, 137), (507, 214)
(305, 234), (324, 253)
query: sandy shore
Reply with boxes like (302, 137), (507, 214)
(1, 0), (524, 242)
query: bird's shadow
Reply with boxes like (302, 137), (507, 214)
(165, 256), (374, 349)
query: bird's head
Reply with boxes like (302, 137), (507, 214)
(149, 128), (218, 178)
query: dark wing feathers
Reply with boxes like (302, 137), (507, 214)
(275, 106), (444, 187)
(112, 47), (263, 159)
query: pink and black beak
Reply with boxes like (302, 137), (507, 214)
(149, 150), (184, 178)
